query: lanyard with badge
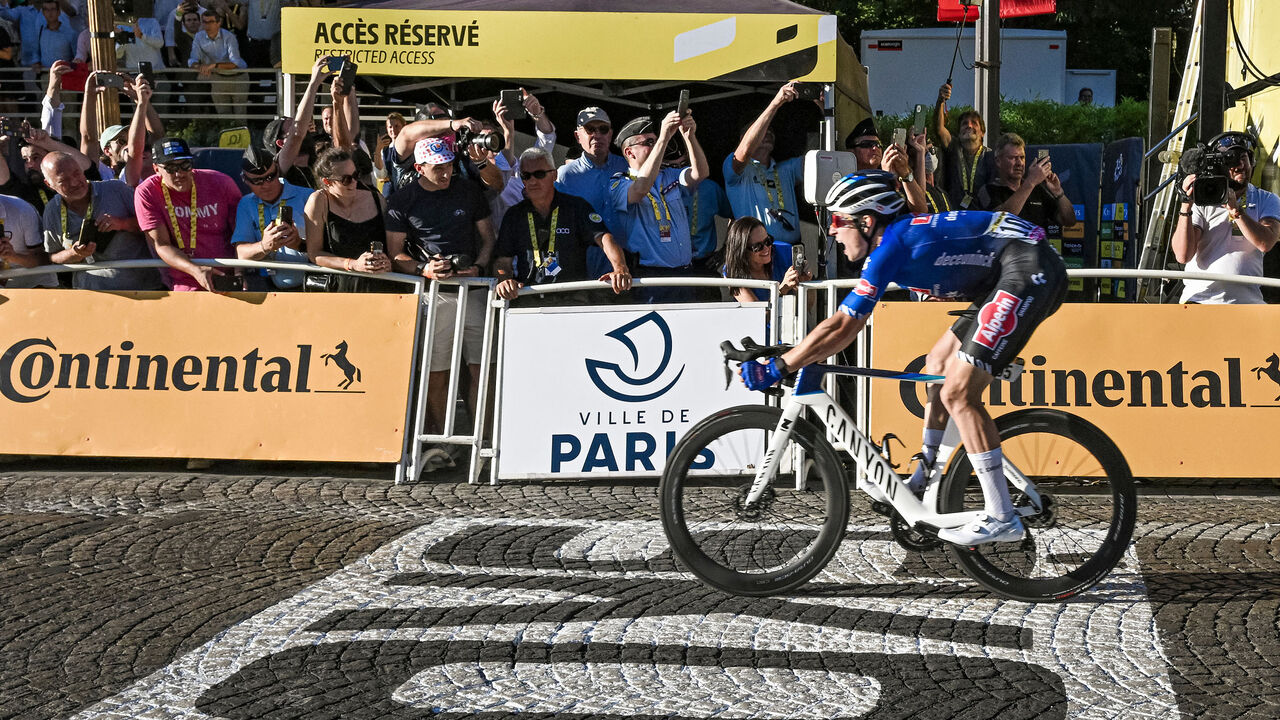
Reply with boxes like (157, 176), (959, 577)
(60, 190), (95, 252)
(756, 162), (785, 212)
(959, 147), (984, 209)
(527, 207), (561, 282)
(633, 172), (675, 242)
(161, 180), (198, 252)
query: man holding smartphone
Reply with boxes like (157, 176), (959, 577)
(231, 144), (311, 290)
(974, 133), (1076, 234)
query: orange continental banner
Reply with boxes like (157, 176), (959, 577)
(0, 290), (418, 462)
(870, 303), (1280, 478)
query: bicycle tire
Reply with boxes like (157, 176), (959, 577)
(938, 408), (1137, 603)
(660, 404), (850, 596)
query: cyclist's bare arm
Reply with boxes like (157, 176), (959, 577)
(781, 311), (867, 369)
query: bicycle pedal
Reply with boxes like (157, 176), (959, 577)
(870, 501), (893, 517)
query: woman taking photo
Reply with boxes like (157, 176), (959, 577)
(304, 147), (394, 290)
(722, 216), (808, 303)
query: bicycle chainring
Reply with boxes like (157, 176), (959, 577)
(890, 512), (942, 552)
(1023, 493), (1057, 529)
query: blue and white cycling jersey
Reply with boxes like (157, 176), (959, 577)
(838, 211), (1046, 319)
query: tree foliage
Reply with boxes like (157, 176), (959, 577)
(805, 0), (1196, 100)
(875, 97), (1149, 146)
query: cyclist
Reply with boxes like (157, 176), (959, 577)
(740, 170), (1068, 545)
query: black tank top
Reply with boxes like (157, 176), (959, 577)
(323, 190), (385, 258)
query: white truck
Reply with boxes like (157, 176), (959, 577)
(859, 28), (1115, 116)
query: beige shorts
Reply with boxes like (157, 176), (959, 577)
(429, 290), (488, 371)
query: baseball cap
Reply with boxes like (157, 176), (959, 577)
(152, 137), (193, 163)
(844, 117), (878, 149)
(414, 136), (454, 165)
(240, 144), (276, 174)
(99, 124), (126, 146)
(1211, 131), (1258, 155)
(576, 106), (610, 128)
(616, 116), (654, 148)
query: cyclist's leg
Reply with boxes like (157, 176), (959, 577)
(937, 240), (1067, 544)
(907, 331), (960, 491)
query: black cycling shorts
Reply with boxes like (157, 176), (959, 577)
(949, 239), (1068, 374)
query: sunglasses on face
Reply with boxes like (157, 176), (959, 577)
(828, 214), (860, 230)
(161, 160), (192, 173)
(242, 169), (279, 185)
(628, 137), (657, 149)
(853, 140), (881, 150)
(582, 125), (611, 136)
(748, 235), (775, 253)
(520, 168), (555, 181)
(326, 172), (359, 186)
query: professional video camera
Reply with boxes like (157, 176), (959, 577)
(1178, 131), (1257, 206)
(456, 126), (504, 153)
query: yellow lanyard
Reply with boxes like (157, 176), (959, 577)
(527, 207), (559, 268)
(631, 172), (673, 226)
(161, 180), (198, 252)
(925, 187), (950, 214)
(691, 189), (700, 231)
(38, 188), (49, 206)
(257, 200), (282, 233)
(59, 191), (93, 246)
(960, 147), (984, 195)
(755, 161), (784, 211)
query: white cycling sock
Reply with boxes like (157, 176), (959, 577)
(967, 447), (1014, 519)
(907, 428), (945, 491)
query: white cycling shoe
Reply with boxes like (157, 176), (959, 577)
(938, 513), (1025, 546)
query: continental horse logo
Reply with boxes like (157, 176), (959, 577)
(1253, 353), (1280, 401)
(323, 341), (361, 389)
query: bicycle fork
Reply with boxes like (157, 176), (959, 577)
(742, 401), (806, 507)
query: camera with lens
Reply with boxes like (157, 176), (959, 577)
(439, 253), (474, 272)
(1178, 131), (1256, 207)
(114, 29), (135, 44)
(456, 126), (504, 153)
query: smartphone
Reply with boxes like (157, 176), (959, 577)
(138, 61), (154, 86)
(370, 240), (384, 255)
(98, 73), (125, 89)
(211, 273), (241, 292)
(791, 242), (807, 274)
(278, 205), (293, 225)
(499, 89), (527, 120)
(676, 89), (689, 118)
(1038, 148), (1050, 162)
(326, 56), (344, 73)
(336, 59), (357, 95)
(912, 104), (928, 136)
(892, 127), (907, 148)
(793, 82), (822, 101)
(0, 117), (14, 134)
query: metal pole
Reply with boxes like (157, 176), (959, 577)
(1199, 0), (1227, 140)
(975, 0), (1001, 141)
(86, 0), (119, 128)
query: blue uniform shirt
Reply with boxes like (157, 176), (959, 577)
(231, 180), (313, 283)
(557, 152), (629, 242)
(722, 154), (804, 245)
(681, 177), (733, 259)
(610, 167), (694, 268)
(839, 211), (1047, 318)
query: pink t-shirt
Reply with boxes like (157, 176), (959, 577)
(135, 168), (242, 291)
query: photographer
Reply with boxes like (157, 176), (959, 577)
(114, 14), (164, 77)
(975, 133), (1075, 233)
(233, 145), (310, 290)
(386, 102), (497, 196)
(387, 136), (494, 436)
(1172, 131), (1280, 304)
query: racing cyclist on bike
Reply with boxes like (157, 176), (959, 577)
(740, 171), (1068, 545)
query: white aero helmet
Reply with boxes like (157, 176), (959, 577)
(824, 170), (905, 217)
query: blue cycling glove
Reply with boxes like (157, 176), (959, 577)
(740, 357), (786, 391)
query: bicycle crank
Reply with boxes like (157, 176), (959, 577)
(890, 513), (942, 551)
(1023, 493), (1058, 528)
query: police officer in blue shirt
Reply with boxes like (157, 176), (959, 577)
(723, 82), (807, 259)
(557, 107), (628, 277)
(609, 110), (709, 304)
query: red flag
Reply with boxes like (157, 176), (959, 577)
(938, 0), (1056, 22)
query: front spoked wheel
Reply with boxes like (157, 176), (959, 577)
(660, 405), (850, 596)
(939, 408), (1137, 602)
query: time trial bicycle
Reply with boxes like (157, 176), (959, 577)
(659, 338), (1137, 603)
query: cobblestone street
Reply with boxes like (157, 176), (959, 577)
(1, 461), (1278, 718)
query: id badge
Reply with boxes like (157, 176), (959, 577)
(544, 255), (561, 278)
(659, 222), (672, 242)
(960, 194), (973, 209)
